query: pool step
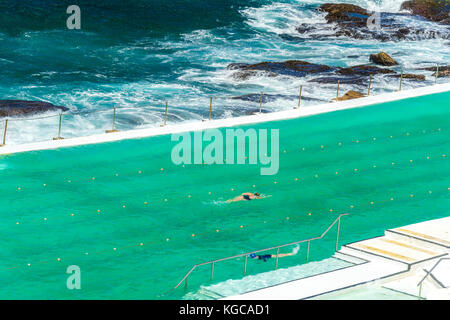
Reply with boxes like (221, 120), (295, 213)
(195, 288), (226, 300)
(386, 221), (450, 251)
(347, 237), (442, 264)
(345, 223), (448, 266)
(333, 251), (367, 265)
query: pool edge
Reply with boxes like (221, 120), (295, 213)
(1, 82), (449, 155)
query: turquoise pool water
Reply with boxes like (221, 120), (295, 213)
(0, 92), (449, 299)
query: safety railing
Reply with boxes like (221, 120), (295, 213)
(169, 213), (349, 293)
(0, 65), (445, 147)
(417, 257), (450, 298)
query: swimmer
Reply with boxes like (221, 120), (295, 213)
(249, 245), (299, 262)
(226, 192), (270, 203)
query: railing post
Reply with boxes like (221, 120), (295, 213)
(297, 85), (302, 109)
(211, 262), (215, 281)
(368, 75), (372, 96)
(161, 102), (168, 127)
(106, 106), (119, 133)
(259, 91), (263, 113)
(399, 72), (403, 91)
(208, 97), (212, 120)
(185, 276), (188, 290)
(275, 248), (280, 270)
(336, 217), (341, 251)
(306, 240), (310, 263)
(244, 255), (248, 275)
(53, 114), (64, 140)
(336, 80), (340, 100)
(0, 119), (7, 147)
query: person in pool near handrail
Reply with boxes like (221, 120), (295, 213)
(250, 245), (300, 262)
(226, 192), (270, 203)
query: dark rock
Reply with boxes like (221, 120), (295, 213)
(370, 52), (398, 66)
(337, 64), (396, 76)
(400, 0), (449, 22)
(319, 3), (369, 24)
(229, 60), (336, 81)
(309, 64), (396, 84)
(0, 100), (68, 118)
(433, 69), (450, 77)
(308, 76), (368, 85)
(231, 93), (324, 103)
(420, 65), (450, 71)
(391, 73), (426, 80)
(229, 59), (396, 85)
(332, 90), (366, 101)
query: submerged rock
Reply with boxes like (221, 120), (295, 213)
(420, 65), (450, 71)
(419, 65), (450, 76)
(400, 0), (449, 23)
(0, 100), (68, 118)
(433, 69), (450, 77)
(392, 73), (426, 80)
(230, 59), (396, 84)
(332, 90), (366, 101)
(337, 64), (396, 76)
(308, 76), (368, 85)
(231, 93), (324, 103)
(310, 64), (397, 84)
(319, 3), (369, 25)
(228, 60), (335, 80)
(370, 52), (398, 66)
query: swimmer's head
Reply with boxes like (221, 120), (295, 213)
(249, 253), (256, 259)
(254, 193), (260, 196)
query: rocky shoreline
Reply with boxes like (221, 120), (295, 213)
(229, 1), (449, 103)
(228, 51), (446, 102)
(294, 2), (450, 42)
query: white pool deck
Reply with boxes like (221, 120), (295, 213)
(224, 217), (450, 300)
(0, 82), (449, 156)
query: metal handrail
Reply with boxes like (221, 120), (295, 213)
(169, 213), (349, 292)
(417, 257), (450, 289)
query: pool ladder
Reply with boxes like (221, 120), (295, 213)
(169, 213), (349, 293)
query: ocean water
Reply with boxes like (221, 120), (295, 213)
(0, 0), (449, 144)
(0, 91), (448, 299)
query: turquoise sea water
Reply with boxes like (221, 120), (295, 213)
(1, 0), (449, 144)
(0, 91), (448, 299)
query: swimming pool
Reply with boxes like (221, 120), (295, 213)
(0, 90), (448, 299)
